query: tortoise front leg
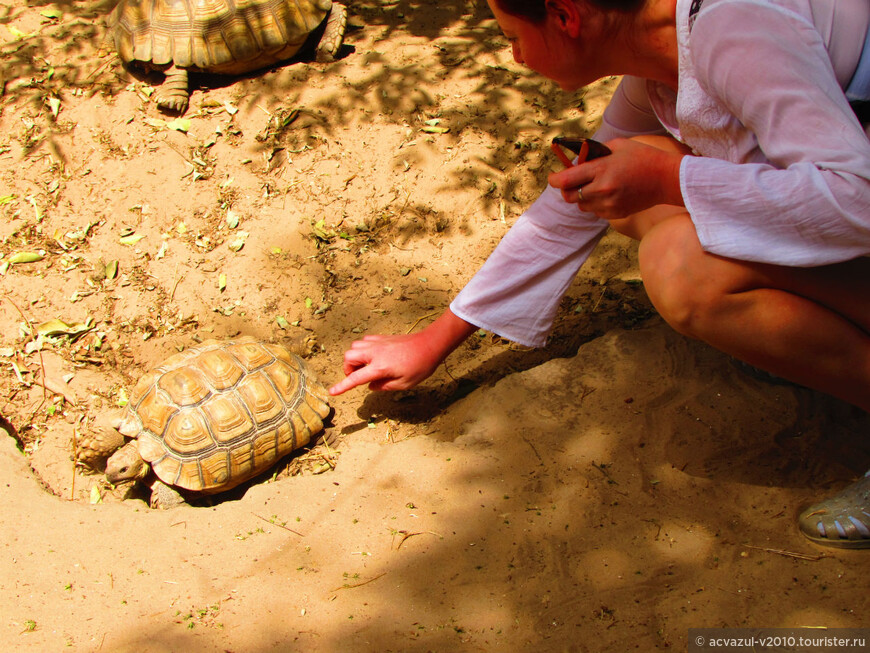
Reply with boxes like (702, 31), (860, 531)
(315, 3), (347, 63)
(155, 65), (190, 113)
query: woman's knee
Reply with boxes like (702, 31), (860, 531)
(638, 219), (733, 337)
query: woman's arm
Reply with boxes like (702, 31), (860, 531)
(330, 77), (669, 393)
(329, 309), (476, 395)
(684, 0), (870, 266)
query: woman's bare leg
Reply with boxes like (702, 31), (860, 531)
(636, 214), (870, 412)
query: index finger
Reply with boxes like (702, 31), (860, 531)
(329, 365), (392, 396)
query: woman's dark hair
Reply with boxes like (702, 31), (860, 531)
(495, 0), (644, 22)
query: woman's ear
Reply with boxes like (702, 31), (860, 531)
(545, 0), (582, 36)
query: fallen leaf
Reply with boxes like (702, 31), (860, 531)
(227, 231), (248, 252)
(119, 233), (145, 245)
(8, 26), (34, 40)
(35, 317), (95, 339)
(8, 251), (45, 264)
(166, 118), (191, 133)
(276, 316), (290, 329)
(218, 273), (227, 292)
(105, 260), (118, 279)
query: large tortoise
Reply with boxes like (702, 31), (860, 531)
(106, 0), (348, 112)
(78, 337), (331, 507)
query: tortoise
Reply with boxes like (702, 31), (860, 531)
(77, 337), (331, 507)
(105, 0), (348, 112)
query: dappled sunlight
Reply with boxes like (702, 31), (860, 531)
(2, 1), (868, 651)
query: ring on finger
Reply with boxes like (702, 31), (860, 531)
(578, 186), (583, 201)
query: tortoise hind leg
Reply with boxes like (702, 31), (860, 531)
(315, 3), (347, 63)
(155, 65), (190, 113)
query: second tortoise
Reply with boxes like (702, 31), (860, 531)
(106, 0), (348, 112)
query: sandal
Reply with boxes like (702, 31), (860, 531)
(798, 471), (870, 549)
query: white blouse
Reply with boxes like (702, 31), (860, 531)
(451, 0), (870, 347)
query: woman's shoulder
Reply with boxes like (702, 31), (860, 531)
(691, 0), (812, 27)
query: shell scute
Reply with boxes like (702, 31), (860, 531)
(237, 370), (285, 424)
(162, 408), (214, 455)
(195, 348), (245, 390)
(200, 392), (256, 443)
(262, 358), (302, 404)
(262, 342), (297, 367)
(275, 418), (301, 450)
(158, 366), (211, 405)
(150, 451), (182, 484)
(228, 440), (256, 478)
(188, 449), (231, 488)
(252, 423), (280, 461)
(227, 339), (273, 371)
(135, 385), (178, 436)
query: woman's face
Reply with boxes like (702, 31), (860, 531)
(486, 0), (591, 91)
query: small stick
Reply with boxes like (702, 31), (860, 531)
(521, 435), (543, 464)
(742, 544), (826, 561)
(331, 572), (387, 592)
(252, 513), (304, 537)
(591, 461), (618, 484)
(591, 284), (608, 312)
(405, 312), (438, 334)
(169, 265), (184, 302)
(5, 294), (48, 418)
(395, 530), (442, 550)
(85, 57), (114, 82)
(33, 376), (78, 407)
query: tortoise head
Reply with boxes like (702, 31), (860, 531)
(105, 441), (150, 484)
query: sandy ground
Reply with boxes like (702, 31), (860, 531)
(1, 1), (868, 651)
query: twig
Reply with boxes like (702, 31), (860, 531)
(441, 359), (457, 382)
(521, 434), (544, 464)
(591, 460), (618, 484)
(591, 284), (608, 312)
(393, 530), (442, 550)
(33, 376), (78, 407)
(405, 312), (438, 334)
(85, 56), (114, 82)
(252, 513), (304, 537)
(4, 294), (48, 418)
(169, 264), (184, 302)
(331, 572), (387, 592)
(742, 544), (826, 561)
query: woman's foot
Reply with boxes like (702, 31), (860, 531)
(798, 471), (870, 549)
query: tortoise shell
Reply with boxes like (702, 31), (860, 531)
(116, 337), (330, 493)
(107, 0), (336, 75)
